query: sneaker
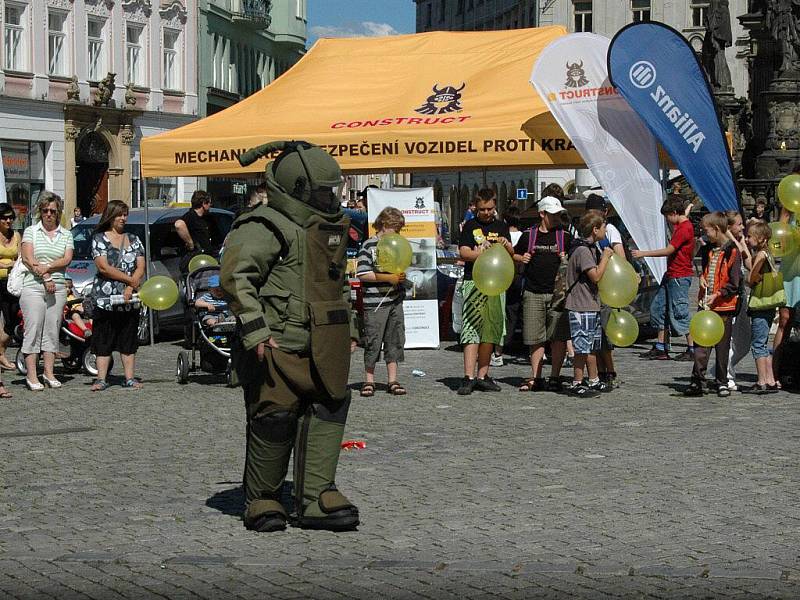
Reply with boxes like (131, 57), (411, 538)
(546, 377), (562, 392)
(717, 387), (731, 398)
(725, 380), (738, 392)
(599, 372), (617, 388)
(489, 353), (504, 367)
(474, 376), (501, 392)
(457, 377), (476, 396)
(672, 350), (694, 362)
(682, 382), (705, 397)
(587, 380), (613, 394)
(566, 382), (599, 398)
(649, 350), (671, 361)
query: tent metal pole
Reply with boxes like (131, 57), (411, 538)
(141, 177), (154, 347)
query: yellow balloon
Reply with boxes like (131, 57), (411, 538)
(473, 243), (515, 296)
(604, 309), (639, 347)
(188, 254), (219, 272)
(598, 254), (639, 308)
(139, 275), (179, 311)
(778, 173), (800, 213)
(768, 222), (798, 258)
(689, 310), (725, 347)
(376, 233), (413, 274)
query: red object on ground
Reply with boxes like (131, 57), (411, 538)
(341, 440), (366, 451)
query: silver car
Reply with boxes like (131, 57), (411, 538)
(66, 207), (235, 339)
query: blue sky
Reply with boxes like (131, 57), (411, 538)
(307, 1), (416, 48)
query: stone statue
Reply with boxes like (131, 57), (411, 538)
(93, 72), (116, 107)
(702, 0), (733, 90)
(66, 75), (80, 103)
(766, 0), (800, 75)
(124, 83), (137, 109)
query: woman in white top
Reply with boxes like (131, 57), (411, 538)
(19, 192), (74, 391)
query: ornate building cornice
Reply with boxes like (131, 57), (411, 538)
(121, 0), (152, 17)
(159, 0), (187, 25)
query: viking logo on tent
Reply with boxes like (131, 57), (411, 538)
(415, 83), (465, 115)
(565, 61), (589, 88)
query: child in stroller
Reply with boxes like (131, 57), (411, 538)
(176, 267), (234, 385)
(65, 277), (92, 339)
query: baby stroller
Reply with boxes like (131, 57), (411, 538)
(176, 265), (234, 386)
(15, 297), (108, 377)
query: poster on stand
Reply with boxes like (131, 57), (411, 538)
(367, 187), (440, 349)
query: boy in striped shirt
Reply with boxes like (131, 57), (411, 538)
(356, 207), (407, 397)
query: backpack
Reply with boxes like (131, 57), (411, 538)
(527, 226), (568, 305)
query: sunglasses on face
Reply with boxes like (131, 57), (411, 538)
(41, 208), (58, 215)
(0, 216), (13, 221)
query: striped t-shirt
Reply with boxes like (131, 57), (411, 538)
(356, 235), (404, 308)
(22, 222), (74, 287)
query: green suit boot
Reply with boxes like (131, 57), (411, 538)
(293, 402), (359, 531)
(242, 410), (296, 532)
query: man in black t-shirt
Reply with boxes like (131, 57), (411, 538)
(175, 190), (219, 273)
(513, 196), (572, 392)
(456, 189), (513, 395)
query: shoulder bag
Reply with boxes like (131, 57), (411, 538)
(6, 256), (27, 297)
(749, 251), (785, 311)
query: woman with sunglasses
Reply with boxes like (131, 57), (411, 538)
(19, 192), (74, 391)
(0, 204), (20, 380)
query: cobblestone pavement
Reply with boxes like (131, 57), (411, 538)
(1, 337), (799, 599)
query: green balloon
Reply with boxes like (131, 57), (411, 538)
(139, 275), (179, 311)
(188, 253), (219, 272)
(768, 222), (798, 258)
(689, 310), (725, 348)
(598, 254), (639, 308)
(473, 243), (514, 296)
(376, 233), (413, 274)
(778, 173), (800, 213)
(604, 309), (639, 347)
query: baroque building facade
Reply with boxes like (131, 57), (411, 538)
(412, 0), (749, 230)
(0, 0), (200, 223)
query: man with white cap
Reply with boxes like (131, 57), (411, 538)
(513, 196), (573, 392)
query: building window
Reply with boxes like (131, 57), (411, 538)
(691, 1), (708, 27)
(87, 18), (105, 81)
(3, 3), (25, 71)
(163, 29), (180, 90)
(126, 24), (144, 85)
(48, 10), (68, 76)
(632, 0), (650, 22)
(574, 1), (592, 32)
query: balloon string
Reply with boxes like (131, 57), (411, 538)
(373, 288), (394, 312)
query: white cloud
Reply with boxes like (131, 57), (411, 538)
(310, 21), (400, 39)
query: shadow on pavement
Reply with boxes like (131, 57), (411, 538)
(206, 481), (295, 518)
(437, 377), (464, 391)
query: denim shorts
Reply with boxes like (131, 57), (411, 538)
(749, 309), (775, 360)
(649, 276), (692, 336)
(568, 310), (602, 355)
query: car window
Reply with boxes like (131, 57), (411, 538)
(151, 221), (183, 259)
(71, 223), (147, 260)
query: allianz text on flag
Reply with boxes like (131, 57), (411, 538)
(531, 33), (666, 283)
(608, 22), (738, 212)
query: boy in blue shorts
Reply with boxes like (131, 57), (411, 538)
(565, 211), (614, 397)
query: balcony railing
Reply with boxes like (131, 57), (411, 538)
(230, 0), (272, 27)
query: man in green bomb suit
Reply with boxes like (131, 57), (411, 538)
(220, 140), (359, 532)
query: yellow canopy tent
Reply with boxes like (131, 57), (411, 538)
(140, 26), (584, 176)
